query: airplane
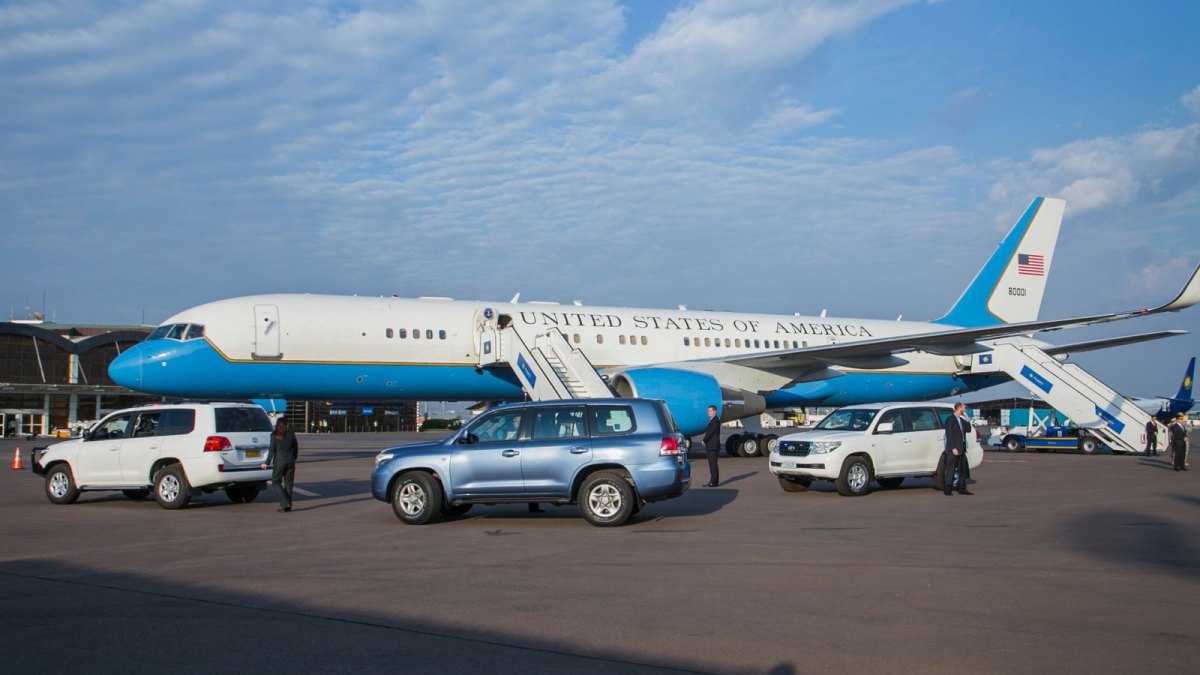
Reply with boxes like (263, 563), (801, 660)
(1132, 357), (1195, 421)
(108, 197), (1200, 440)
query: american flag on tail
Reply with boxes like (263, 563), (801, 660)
(1017, 253), (1044, 276)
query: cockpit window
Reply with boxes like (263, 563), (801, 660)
(147, 323), (205, 342)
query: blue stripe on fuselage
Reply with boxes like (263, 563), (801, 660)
(119, 338), (1011, 409)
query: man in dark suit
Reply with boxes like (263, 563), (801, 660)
(942, 402), (972, 495)
(702, 405), (721, 487)
(1170, 413), (1189, 471)
(1145, 417), (1159, 456)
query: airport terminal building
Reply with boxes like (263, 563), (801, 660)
(0, 321), (419, 437)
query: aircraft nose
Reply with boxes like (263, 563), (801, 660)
(108, 344), (144, 390)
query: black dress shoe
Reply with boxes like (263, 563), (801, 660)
(943, 491), (953, 495)
(705, 482), (717, 487)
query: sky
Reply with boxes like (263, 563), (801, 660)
(2, 0), (1198, 400)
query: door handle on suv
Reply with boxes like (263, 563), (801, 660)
(501, 449), (520, 457)
(569, 447), (588, 454)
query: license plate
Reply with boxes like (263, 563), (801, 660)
(245, 450), (261, 459)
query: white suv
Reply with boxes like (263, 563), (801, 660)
(768, 403), (982, 496)
(32, 402), (275, 509)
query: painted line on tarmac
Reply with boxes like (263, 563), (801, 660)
(293, 487), (320, 497)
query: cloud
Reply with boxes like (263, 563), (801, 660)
(989, 123), (1200, 216)
(1183, 84), (1200, 118)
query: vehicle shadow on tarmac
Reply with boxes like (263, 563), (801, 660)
(0, 559), (754, 674)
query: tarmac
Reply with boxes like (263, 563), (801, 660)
(1, 432), (1197, 674)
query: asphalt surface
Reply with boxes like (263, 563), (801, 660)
(1, 432), (1197, 674)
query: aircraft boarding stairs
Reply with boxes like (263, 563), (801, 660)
(978, 343), (1167, 453)
(479, 324), (613, 401)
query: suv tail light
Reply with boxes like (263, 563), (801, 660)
(659, 436), (681, 456)
(204, 436), (232, 452)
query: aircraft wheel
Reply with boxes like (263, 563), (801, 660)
(736, 435), (759, 458)
(759, 434), (778, 458)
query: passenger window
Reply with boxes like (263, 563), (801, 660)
(132, 413), (159, 438)
(386, 328), (394, 338)
(156, 409), (196, 436)
(640, 336), (648, 346)
(590, 406), (636, 436)
(531, 408), (585, 440)
(425, 329), (433, 339)
(704, 338), (712, 347)
(439, 330), (446, 339)
(683, 337), (690, 346)
(876, 410), (906, 433)
(184, 324), (205, 340)
(472, 411), (524, 442)
(573, 334), (581, 344)
(398, 329), (407, 339)
(735, 339), (742, 348)
(413, 329), (420, 340)
(596, 334), (604, 344)
(92, 413), (133, 440)
(910, 408), (939, 431)
(619, 335), (627, 345)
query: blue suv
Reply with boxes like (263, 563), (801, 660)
(370, 398), (690, 526)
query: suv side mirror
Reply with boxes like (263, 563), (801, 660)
(875, 422), (894, 434)
(456, 433), (478, 445)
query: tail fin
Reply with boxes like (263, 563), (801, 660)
(1174, 357), (1195, 402)
(935, 197), (1065, 328)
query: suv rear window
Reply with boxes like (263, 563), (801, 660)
(215, 407), (273, 433)
(590, 405), (637, 436)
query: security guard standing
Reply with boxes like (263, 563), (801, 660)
(1170, 413), (1189, 471)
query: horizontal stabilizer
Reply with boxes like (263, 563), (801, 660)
(1042, 330), (1187, 356)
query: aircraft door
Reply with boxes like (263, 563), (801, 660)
(254, 304), (281, 360)
(473, 307), (498, 363)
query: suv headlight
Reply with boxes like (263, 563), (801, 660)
(810, 441), (841, 454)
(374, 451), (394, 467)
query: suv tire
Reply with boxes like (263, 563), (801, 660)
(835, 456), (873, 497)
(154, 465), (191, 510)
(391, 472), (442, 525)
(777, 475), (812, 492)
(45, 465), (80, 505)
(579, 471), (635, 527)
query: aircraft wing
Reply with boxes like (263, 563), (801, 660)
(623, 261), (1200, 392)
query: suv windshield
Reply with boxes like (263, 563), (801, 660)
(215, 407), (273, 433)
(816, 409), (879, 431)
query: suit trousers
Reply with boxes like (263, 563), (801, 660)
(272, 462), (296, 508)
(1173, 446), (1188, 471)
(706, 449), (719, 485)
(943, 452), (966, 492)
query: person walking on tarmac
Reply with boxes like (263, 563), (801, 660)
(942, 402), (973, 495)
(1170, 413), (1189, 471)
(1145, 417), (1159, 456)
(701, 405), (721, 487)
(261, 419), (300, 511)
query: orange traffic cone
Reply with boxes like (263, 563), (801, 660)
(11, 447), (23, 470)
